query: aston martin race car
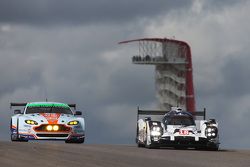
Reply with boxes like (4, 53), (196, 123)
(10, 102), (85, 143)
(136, 107), (219, 150)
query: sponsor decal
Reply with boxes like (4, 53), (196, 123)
(179, 130), (189, 135)
(19, 133), (37, 139)
(41, 113), (61, 124)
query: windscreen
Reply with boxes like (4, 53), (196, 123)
(26, 106), (73, 114)
(165, 116), (195, 126)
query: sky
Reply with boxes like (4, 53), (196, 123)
(0, 0), (249, 149)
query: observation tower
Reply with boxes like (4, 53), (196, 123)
(119, 38), (195, 112)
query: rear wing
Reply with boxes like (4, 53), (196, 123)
(137, 107), (206, 120)
(10, 103), (27, 109)
(10, 103), (77, 109)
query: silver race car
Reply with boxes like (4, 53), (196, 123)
(136, 107), (219, 150)
(10, 102), (85, 143)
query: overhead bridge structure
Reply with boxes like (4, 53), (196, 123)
(119, 38), (195, 112)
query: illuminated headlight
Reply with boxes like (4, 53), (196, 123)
(205, 126), (218, 138)
(152, 127), (161, 131)
(46, 125), (53, 131)
(46, 125), (59, 131)
(68, 120), (79, 125)
(25, 120), (38, 125)
(53, 125), (59, 131)
(151, 131), (161, 136)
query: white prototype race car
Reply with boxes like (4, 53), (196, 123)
(136, 107), (219, 150)
(10, 102), (85, 143)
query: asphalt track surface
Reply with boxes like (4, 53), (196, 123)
(0, 141), (249, 167)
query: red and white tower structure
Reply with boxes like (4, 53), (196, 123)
(119, 38), (196, 112)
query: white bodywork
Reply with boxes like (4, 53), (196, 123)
(10, 102), (85, 143)
(137, 108), (219, 150)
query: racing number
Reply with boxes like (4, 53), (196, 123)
(179, 130), (189, 135)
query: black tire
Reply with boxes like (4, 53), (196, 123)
(145, 132), (157, 149)
(208, 146), (219, 151)
(65, 138), (85, 144)
(146, 143), (157, 149)
(76, 138), (85, 143)
(10, 119), (19, 141)
(137, 140), (144, 148)
(10, 119), (28, 142)
(195, 146), (206, 150)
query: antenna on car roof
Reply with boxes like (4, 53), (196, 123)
(46, 98), (48, 102)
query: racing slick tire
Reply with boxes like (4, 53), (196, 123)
(137, 142), (144, 148)
(136, 138), (145, 148)
(195, 145), (219, 151)
(65, 138), (85, 144)
(207, 146), (219, 151)
(10, 120), (28, 142)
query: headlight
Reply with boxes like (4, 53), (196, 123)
(25, 120), (38, 125)
(68, 120), (79, 125)
(46, 125), (53, 131)
(151, 131), (161, 136)
(53, 125), (59, 131)
(152, 126), (161, 131)
(151, 126), (161, 136)
(205, 126), (218, 138)
(46, 125), (59, 131)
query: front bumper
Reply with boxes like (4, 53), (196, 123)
(18, 133), (85, 141)
(18, 124), (84, 141)
(151, 136), (218, 148)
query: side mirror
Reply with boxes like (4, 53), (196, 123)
(14, 109), (22, 115)
(75, 111), (82, 116)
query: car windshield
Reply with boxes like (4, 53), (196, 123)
(26, 106), (73, 115)
(166, 116), (195, 126)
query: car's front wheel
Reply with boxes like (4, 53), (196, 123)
(11, 134), (28, 142)
(65, 138), (85, 144)
(145, 132), (158, 149)
(10, 120), (28, 142)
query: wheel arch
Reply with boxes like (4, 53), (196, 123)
(76, 117), (85, 130)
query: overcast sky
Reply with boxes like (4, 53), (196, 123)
(0, 0), (249, 149)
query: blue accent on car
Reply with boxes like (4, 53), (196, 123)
(11, 128), (17, 133)
(19, 134), (36, 140)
